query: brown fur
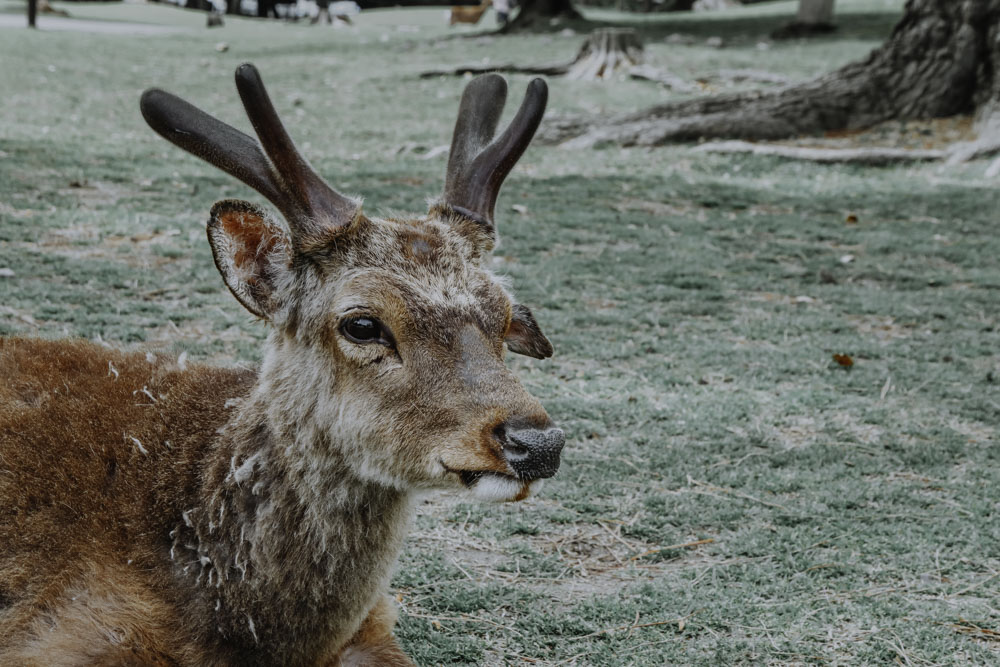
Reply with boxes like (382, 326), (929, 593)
(1, 69), (558, 666)
(0, 209), (556, 666)
(0, 338), (252, 664)
(449, 0), (492, 25)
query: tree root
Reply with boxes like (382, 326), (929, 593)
(419, 61), (569, 79)
(985, 155), (1000, 177)
(692, 141), (946, 165)
(543, 1), (1000, 150)
(628, 65), (699, 92)
(944, 134), (1000, 164)
(713, 69), (796, 86)
(682, 137), (1000, 170)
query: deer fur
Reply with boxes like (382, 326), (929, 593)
(449, 0), (492, 25)
(0, 65), (561, 665)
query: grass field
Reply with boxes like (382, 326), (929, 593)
(2, 0), (1000, 663)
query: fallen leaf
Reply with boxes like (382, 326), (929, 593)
(832, 353), (854, 368)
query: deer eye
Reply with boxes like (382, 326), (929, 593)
(340, 317), (389, 346)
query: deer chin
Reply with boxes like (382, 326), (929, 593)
(471, 474), (542, 502)
(461, 471), (542, 502)
(438, 461), (538, 502)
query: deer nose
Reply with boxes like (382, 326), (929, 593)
(496, 420), (565, 480)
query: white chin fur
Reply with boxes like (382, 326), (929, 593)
(470, 476), (543, 502)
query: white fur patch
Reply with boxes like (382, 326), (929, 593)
(247, 615), (259, 644)
(227, 451), (263, 486)
(126, 435), (148, 456)
(470, 475), (524, 502)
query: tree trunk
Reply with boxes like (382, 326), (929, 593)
(566, 29), (643, 80)
(27, 0), (37, 27)
(501, 0), (583, 32)
(545, 0), (1000, 147)
(658, 0), (695, 11)
(797, 0), (834, 25)
(772, 0), (836, 38)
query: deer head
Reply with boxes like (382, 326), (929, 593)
(140, 64), (563, 502)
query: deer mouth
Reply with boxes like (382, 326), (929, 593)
(441, 463), (537, 502)
(456, 469), (510, 487)
(441, 464), (516, 486)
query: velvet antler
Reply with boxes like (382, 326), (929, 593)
(441, 75), (548, 233)
(139, 63), (359, 244)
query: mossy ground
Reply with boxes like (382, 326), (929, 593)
(2, 0), (998, 663)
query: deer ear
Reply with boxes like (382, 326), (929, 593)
(506, 304), (553, 359)
(207, 200), (291, 320)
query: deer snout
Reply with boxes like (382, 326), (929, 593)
(495, 420), (565, 480)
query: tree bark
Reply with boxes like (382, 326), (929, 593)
(501, 0), (583, 32)
(421, 28), (643, 80)
(658, 0), (695, 10)
(797, 0), (835, 25)
(545, 0), (1000, 147)
(566, 28), (644, 80)
(772, 0), (836, 38)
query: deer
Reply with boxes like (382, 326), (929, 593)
(0, 63), (564, 666)
(449, 0), (492, 26)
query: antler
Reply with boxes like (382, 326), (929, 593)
(441, 74), (548, 232)
(139, 63), (359, 243)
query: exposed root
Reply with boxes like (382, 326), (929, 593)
(419, 61), (568, 79)
(713, 69), (796, 86)
(945, 123), (1000, 164)
(628, 65), (699, 92)
(543, 1), (1000, 150)
(693, 140), (946, 165)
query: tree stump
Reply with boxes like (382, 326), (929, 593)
(421, 28), (645, 81)
(566, 29), (644, 81)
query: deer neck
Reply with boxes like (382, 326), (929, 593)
(171, 335), (414, 662)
